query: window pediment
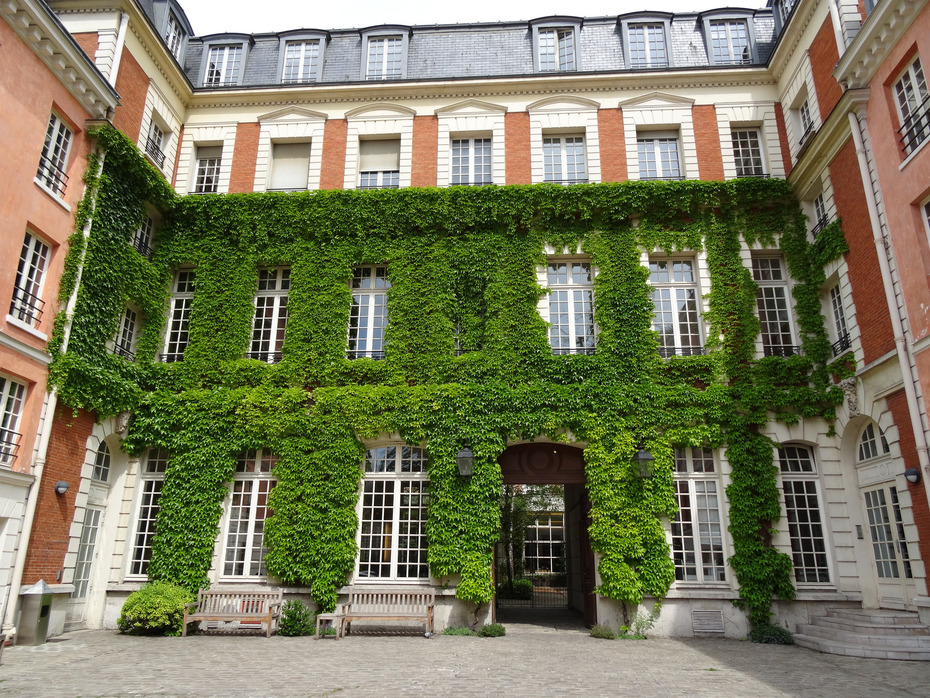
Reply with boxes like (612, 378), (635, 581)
(258, 107), (328, 123)
(619, 92), (696, 109)
(435, 99), (508, 116)
(527, 95), (601, 112)
(345, 103), (417, 120)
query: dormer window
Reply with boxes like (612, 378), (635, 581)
(366, 36), (403, 80)
(620, 14), (672, 70)
(165, 13), (184, 59)
(205, 44), (244, 86)
(708, 20), (751, 65)
(282, 40), (321, 83)
(538, 28), (575, 72)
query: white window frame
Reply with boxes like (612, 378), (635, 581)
(10, 231), (50, 329)
(537, 28), (575, 72)
(546, 259), (596, 355)
(356, 445), (430, 581)
(828, 284), (850, 357)
(778, 444), (831, 585)
(731, 128), (766, 177)
(128, 450), (169, 578)
(451, 137), (493, 186)
(249, 268), (289, 363)
(36, 112), (72, 197)
(637, 132), (682, 180)
(524, 513), (565, 574)
(144, 117), (168, 170)
(0, 376), (26, 466)
(857, 422), (890, 462)
(134, 215), (155, 257)
(348, 265), (390, 360)
(752, 256), (797, 357)
(165, 12), (184, 59)
(864, 486), (914, 580)
(92, 442), (111, 483)
(894, 55), (930, 156)
(203, 44), (244, 87)
(113, 306), (139, 360)
(798, 99), (814, 146)
(365, 35), (404, 80)
(193, 146), (222, 194)
(671, 447), (727, 584)
(163, 269), (195, 362)
(543, 135), (587, 184)
(221, 449), (277, 579)
(624, 21), (669, 69)
(706, 18), (753, 66)
(282, 39), (321, 83)
(649, 258), (704, 357)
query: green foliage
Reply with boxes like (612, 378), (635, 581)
(477, 622), (506, 637)
(116, 581), (194, 636)
(512, 579), (534, 600)
(442, 626), (478, 636)
(51, 126), (846, 627)
(619, 602), (661, 639)
(589, 623), (616, 640)
(278, 600), (316, 636)
(748, 623), (795, 645)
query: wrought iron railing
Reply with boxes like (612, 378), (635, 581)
(899, 95), (930, 155)
(0, 429), (22, 465)
(543, 178), (589, 186)
(36, 154), (69, 195)
(159, 352), (186, 362)
(831, 332), (852, 357)
(9, 287), (45, 326)
(347, 349), (386, 360)
(113, 343), (136, 361)
(810, 215), (831, 239)
(145, 136), (167, 168)
(659, 345), (707, 358)
(763, 344), (801, 357)
(798, 121), (814, 147)
(551, 346), (596, 356)
(246, 350), (283, 363)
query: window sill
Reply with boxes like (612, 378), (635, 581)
(664, 586), (738, 600)
(33, 178), (72, 212)
(6, 314), (48, 342)
(899, 136), (929, 170)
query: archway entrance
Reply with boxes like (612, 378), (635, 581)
(495, 443), (596, 627)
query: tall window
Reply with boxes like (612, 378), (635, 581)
(538, 28), (575, 72)
(72, 506), (102, 599)
(223, 449), (277, 577)
(708, 20), (751, 65)
(798, 100), (813, 145)
(638, 134), (681, 180)
(193, 146), (222, 194)
(778, 445), (830, 583)
(451, 138), (492, 186)
(628, 24), (667, 68)
(129, 450), (169, 576)
(864, 487), (913, 580)
(649, 259), (703, 357)
(829, 284), (850, 356)
(93, 442), (111, 482)
(348, 265), (390, 359)
(358, 445), (429, 580)
(282, 40), (320, 83)
(11, 232), (50, 328)
(358, 140), (400, 189)
(145, 120), (166, 169)
(524, 514), (564, 574)
(731, 129), (765, 177)
(811, 193), (829, 237)
(753, 256), (796, 356)
(547, 261), (596, 355)
(204, 45), (243, 86)
(671, 447), (726, 583)
(543, 136), (586, 184)
(268, 142), (311, 191)
(249, 268), (289, 363)
(366, 36), (403, 80)
(0, 376), (26, 466)
(165, 13), (184, 59)
(163, 270), (195, 362)
(894, 56), (929, 155)
(134, 216), (154, 257)
(36, 113), (72, 196)
(113, 307), (138, 360)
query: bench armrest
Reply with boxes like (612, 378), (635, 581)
(183, 601), (199, 610)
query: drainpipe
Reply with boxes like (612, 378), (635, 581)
(1, 148), (107, 639)
(827, 0), (848, 56)
(108, 12), (130, 88)
(847, 110), (930, 506)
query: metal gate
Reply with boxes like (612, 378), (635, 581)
(495, 511), (567, 609)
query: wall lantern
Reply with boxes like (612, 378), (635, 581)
(904, 467), (922, 485)
(455, 445), (475, 478)
(53, 481), (69, 496)
(632, 443), (655, 479)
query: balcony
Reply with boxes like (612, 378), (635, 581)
(36, 154), (69, 196)
(763, 344), (801, 357)
(798, 122), (814, 148)
(113, 343), (136, 361)
(831, 332), (851, 357)
(810, 215), (831, 239)
(145, 136), (167, 168)
(658, 345), (707, 358)
(159, 352), (185, 362)
(899, 96), (930, 156)
(9, 287), (45, 327)
(551, 346), (596, 356)
(347, 349), (386, 360)
(246, 350), (283, 363)
(0, 429), (21, 465)
(543, 178), (589, 186)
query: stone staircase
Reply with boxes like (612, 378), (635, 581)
(794, 608), (930, 660)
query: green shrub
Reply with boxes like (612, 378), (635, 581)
(442, 626), (477, 636)
(117, 582), (194, 636)
(748, 623), (794, 645)
(619, 603), (661, 639)
(589, 624), (616, 640)
(478, 623), (506, 637)
(278, 600), (316, 637)
(512, 579), (533, 600)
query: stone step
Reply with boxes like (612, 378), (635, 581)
(827, 608), (922, 626)
(796, 623), (930, 648)
(794, 633), (930, 661)
(814, 616), (930, 636)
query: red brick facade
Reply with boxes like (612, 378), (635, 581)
(21, 408), (96, 584)
(774, 103), (793, 177)
(72, 32), (98, 63)
(810, 18), (843, 121)
(411, 116), (438, 187)
(692, 105), (724, 180)
(504, 112), (531, 184)
(597, 108), (627, 183)
(111, 46), (148, 143)
(228, 122), (260, 193)
(319, 119), (347, 190)
(886, 390), (930, 569)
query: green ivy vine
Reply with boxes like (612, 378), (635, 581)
(51, 126), (845, 624)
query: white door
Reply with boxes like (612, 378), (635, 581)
(67, 505), (103, 625)
(862, 486), (917, 608)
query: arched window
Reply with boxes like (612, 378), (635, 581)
(858, 422), (890, 461)
(92, 442), (110, 482)
(778, 444), (830, 583)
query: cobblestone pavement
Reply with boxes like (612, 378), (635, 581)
(2, 613), (930, 697)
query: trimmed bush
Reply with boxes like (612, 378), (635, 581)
(443, 626), (478, 636)
(477, 623), (506, 637)
(748, 623), (794, 645)
(589, 624), (616, 640)
(279, 600), (316, 636)
(117, 581), (194, 636)
(512, 579), (533, 600)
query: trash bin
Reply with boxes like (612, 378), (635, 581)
(17, 580), (53, 646)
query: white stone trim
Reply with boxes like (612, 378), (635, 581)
(622, 97), (697, 180)
(715, 101), (786, 179)
(527, 97), (601, 184)
(255, 109), (327, 192)
(435, 101), (507, 187)
(343, 106), (415, 190)
(175, 124), (237, 195)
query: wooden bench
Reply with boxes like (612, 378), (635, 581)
(342, 587), (435, 637)
(182, 590), (282, 638)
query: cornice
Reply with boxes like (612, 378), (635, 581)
(0, 328), (51, 366)
(834, 0), (929, 89)
(1, 0), (118, 118)
(768, 0), (824, 83)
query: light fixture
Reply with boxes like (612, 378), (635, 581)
(54, 481), (69, 496)
(455, 445), (474, 478)
(904, 467), (922, 485)
(632, 442), (655, 479)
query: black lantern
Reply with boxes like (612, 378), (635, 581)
(632, 443), (655, 479)
(456, 445), (475, 478)
(904, 467), (922, 485)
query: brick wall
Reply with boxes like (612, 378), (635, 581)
(72, 32), (98, 63)
(810, 18), (843, 121)
(319, 119), (347, 190)
(411, 116), (438, 187)
(505, 112), (531, 184)
(886, 390), (930, 569)
(693, 105), (724, 181)
(228, 122), (260, 193)
(774, 103), (793, 176)
(830, 138), (895, 362)
(597, 108), (627, 182)
(111, 47), (149, 143)
(21, 407), (96, 584)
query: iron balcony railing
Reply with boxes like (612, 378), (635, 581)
(132, 234), (152, 258)
(36, 154), (69, 196)
(551, 346), (596, 356)
(113, 343), (136, 361)
(899, 96), (930, 155)
(159, 352), (186, 362)
(357, 184), (400, 190)
(735, 170), (769, 179)
(810, 215), (832, 239)
(0, 429), (22, 465)
(763, 343), (801, 358)
(798, 121), (814, 147)
(145, 136), (167, 168)
(831, 332), (852, 357)
(347, 349), (386, 360)
(659, 345), (707, 358)
(9, 287), (45, 326)
(543, 178), (589, 186)
(639, 175), (685, 181)
(246, 350), (283, 363)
